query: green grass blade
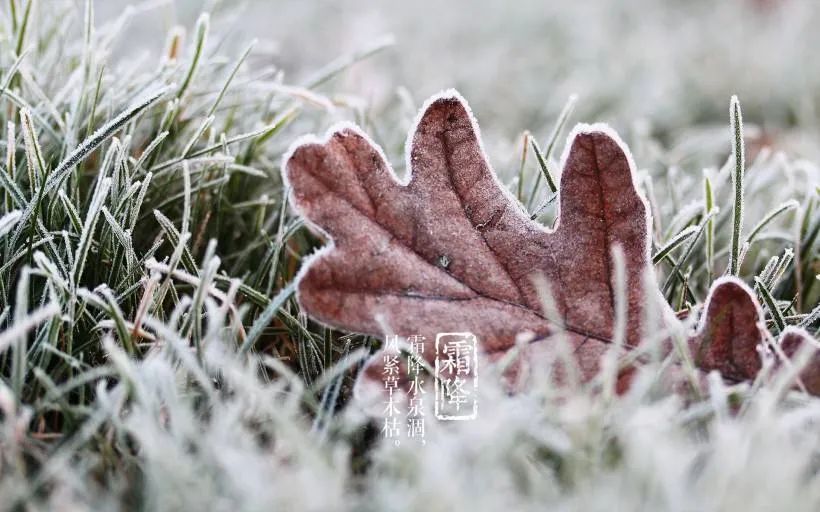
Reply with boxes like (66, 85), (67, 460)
(728, 95), (745, 276)
(653, 225), (699, 265)
(754, 277), (786, 333)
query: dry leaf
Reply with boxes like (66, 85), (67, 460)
(692, 278), (820, 394)
(778, 327), (820, 395)
(690, 278), (765, 382)
(284, 91), (669, 379)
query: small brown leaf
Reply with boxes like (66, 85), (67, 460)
(690, 277), (765, 382)
(778, 327), (820, 395)
(691, 278), (820, 395)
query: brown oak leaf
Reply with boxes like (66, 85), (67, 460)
(284, 91), (670, 383)
(283, 90), (819, 399)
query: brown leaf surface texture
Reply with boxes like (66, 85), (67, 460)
(691, 278), (765, 382)
(283, 90), (819, 397)
(779, 327), (820, 395)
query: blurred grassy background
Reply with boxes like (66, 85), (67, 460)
(96, 0), (820, 156)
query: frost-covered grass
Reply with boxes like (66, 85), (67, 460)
(0, 0), (818, 510)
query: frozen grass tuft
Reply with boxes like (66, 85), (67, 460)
(0, 1), (817, 510)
